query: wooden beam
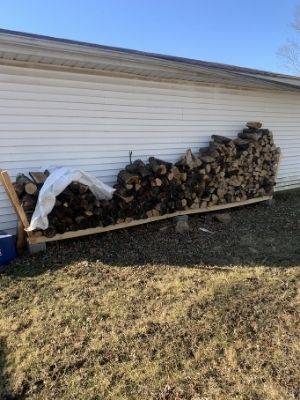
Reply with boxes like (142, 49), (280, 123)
(0, 170), (33, 239)
(28, 195), (272, 244)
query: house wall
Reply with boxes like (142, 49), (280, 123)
(1, 65), (300, 233)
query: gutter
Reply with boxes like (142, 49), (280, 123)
(0, 28), (300, 92)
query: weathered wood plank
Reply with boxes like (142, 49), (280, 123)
(0, 170), (33, 238)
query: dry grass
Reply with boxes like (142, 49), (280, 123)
(0, 190), (300, 400)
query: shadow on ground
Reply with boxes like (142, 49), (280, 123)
(2, 189), (300, 279)
(0, 338), (23, 400)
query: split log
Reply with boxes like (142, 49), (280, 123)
(126, 159), (152, 179)
(176, 149), (202, 170)
(247, 121), (262, 129)
(238, 131), (261, 141)
(24, 182), (38, 195)
(118, 170), (140, 185)
(233, 138), (251, 150)
(13, 183), (24, 197)
(16, 174), (38, 195)
(21, 194), (37, 211)
(148, 157), (172, 175)
(211, 135), (233, 145)
(44, 225), (56, 238)
(29, 172), (48, 186)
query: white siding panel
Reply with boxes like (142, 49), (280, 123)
(0, 65), (300, 233)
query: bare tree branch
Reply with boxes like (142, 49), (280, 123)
(278, 5), (300, 74)
(278, 39), (300, 73)
(292, 5), (300, 31)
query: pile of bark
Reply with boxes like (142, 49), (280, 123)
(13, 122), (280, 238)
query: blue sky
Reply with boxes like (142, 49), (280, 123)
(0, 0), (299, 73)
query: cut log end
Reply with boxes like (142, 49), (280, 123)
(25, 182), (37, 195)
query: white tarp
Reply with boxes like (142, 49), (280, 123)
(26, 167), (115, 231)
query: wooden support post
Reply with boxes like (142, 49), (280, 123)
(0, 170), (33, 242)
(16, 220), (26, 254)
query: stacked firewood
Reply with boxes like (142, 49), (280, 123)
(13, 172), (109, 237)
(13, 122), (280, 238)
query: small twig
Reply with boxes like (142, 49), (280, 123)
(199, 227), (214, 234)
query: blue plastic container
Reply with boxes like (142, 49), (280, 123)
(0, 231), (17, 268)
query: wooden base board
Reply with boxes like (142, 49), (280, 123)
(28, 196), (272, 244)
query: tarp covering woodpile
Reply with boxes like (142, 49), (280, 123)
(13, 122), (280, 238)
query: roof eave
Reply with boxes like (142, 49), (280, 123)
(0, 29), (300, 92)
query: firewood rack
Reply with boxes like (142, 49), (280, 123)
(0, 169), (274, 248)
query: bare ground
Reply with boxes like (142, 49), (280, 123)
(0, 190), (300, 400)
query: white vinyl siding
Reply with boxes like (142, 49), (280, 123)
(0, 65), (300, 234)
